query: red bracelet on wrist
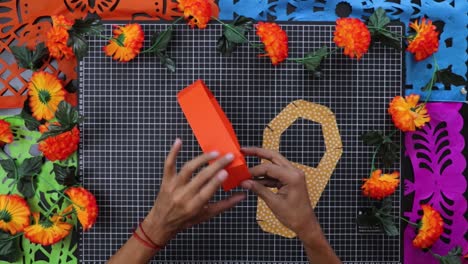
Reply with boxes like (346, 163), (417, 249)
(131, 220), (164, 251)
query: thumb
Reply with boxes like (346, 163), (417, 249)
(241, 180), (277, 204)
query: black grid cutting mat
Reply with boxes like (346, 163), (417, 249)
(79, 22), (403, 263)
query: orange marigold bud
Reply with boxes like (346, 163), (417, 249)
(0, 120), (14, 146)
(39, 126), (79, 161)
(333, 18), (371, 60)
(407, 18), (439, 61)
(412, 204), (444, 249)
(388, 94), (430, 132)
(255, 22), (289, 65)
(362, 169), (400, 200)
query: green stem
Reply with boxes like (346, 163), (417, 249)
(37, 175), (84, 211)
(140, 16), (184, 54)
(212, 16), (265, 53)
(287, 47), (338, 63)
(367, 26), (406, 39)
(0, 232), (23, 242)
(96, 34), (124, 47)
(370, 144), (381, 172)
(378, 211), (419, 227)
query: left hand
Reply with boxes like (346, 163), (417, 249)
(142, 139), (246, 246)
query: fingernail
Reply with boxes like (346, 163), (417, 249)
(209, 151), (220, 158)
(173, 138), (181, 146)
(225, 153), (234, 161)
(216, 170), (228, 181)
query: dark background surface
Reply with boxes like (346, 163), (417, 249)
(79, 22), (403, 263)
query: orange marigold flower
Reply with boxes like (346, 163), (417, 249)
(0, 194), (31, 235)
(104, 24), (144, 62)
(407, 18), (439, 61)
(177, 0), (219, 29)
(0, 120), (14, 146)
(24, 212), (72, 246)
(65, 187), (98, 231)
(28, 72), (66, 121)
(255, 22), (289, 65)
(388, 94), (430, 132)
(412, 204), (444, 249)
(333, 18), (371, 60)
(46, 16), (75, 60)
(362, 170), (400, 200)
(39, 126), (79, 161)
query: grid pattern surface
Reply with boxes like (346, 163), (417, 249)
(79, 22), (403, 263)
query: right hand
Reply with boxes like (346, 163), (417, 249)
(240, 147), (321, 240)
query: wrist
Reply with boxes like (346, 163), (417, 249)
(142, 212), (174, 246)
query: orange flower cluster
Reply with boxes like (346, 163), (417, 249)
(104, 24), (144, 62)
(255, 22), (289, 65)
(28, 72), (66, 121)
(0, 194), (31, 235)
(362, 169), (400, 200)
(333, 18), (371, 60)
(0, 120), (13, 146)
(65, 187), (98, 231)
(24, 212), (72, 246)
(388, 94), (430, 132)
(412, 204), (444, 249)
(38, 126), (80, 161)
(46, 15), (75, 60)
(407, 18), (439, 61)
(177, 0), (219, 29)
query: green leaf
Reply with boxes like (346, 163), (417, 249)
(360, 131), (384, 146)
(68, 32), (88, 60)
(216, 35), (238, 56)
(20, 109), (41, 131)
(217, 16), (254, 56)
(436, 66), (467, 87)
(38, 101), (81, 142)
(10, 43), (49, 71)
(0, 231), (21, 262)
(150, 28), (173, 54)
(435, 246), (463, 264)
(17, 156), (43, 178)
(374, 31), (402, 50)
(376, 213), (399, 236)
(71, 18), (104, 36)
(0, 159), (17, 179)
(368, 7), (390, 34)
(159, 53), (176, 73)
(17, 176), (36, 198)
(53, 164), (77, 186)
(301, 46), (329, 73)
(223, 16), (254, 44)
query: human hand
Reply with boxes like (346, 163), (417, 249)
(240, 147), (320, 240)
(142, 139), (246, 246)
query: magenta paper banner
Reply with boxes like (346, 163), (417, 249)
(404, 102), (467, 263)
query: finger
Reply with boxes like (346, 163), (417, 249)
(254, 178), (283, 189)
(240, 180), (278, 204)
(195, 169), (229, 204)
(196, 193), (246, 223)
(241, 147), (291, 167)
(163, 138), (182, 181)
(177, 151), (220, 185)
(187, 153), (234, 194)
(248, 163), (292, 183)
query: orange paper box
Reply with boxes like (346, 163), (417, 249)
(177, 80), (251, 191)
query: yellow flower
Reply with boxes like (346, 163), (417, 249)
(412, 204), (444, 249)
(361, 170), (400, 200)
(65, 187), (98, 231)
(28, 72), (65, 121)
(0, 195), (31, 235)
(24, 212), (72, 246)
(333, 18), (371, 59)
(407, 18), (439, 61)
(388, 94), (430, 132)
(104, 24), (144, 62)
